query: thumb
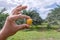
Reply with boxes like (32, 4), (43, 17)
(16, 24), (30, 30)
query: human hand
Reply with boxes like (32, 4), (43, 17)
(0, 5), (31, 40)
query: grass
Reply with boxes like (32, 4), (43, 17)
(7, 29), (60, 40)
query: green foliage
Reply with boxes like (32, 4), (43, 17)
(47, 24), (51, 29)
(45, 5), (60, 28)
(46, 5), (60, 23)
(0, 8), (8, 29)
(16, 19), (25, 25)
(0, 13), (8, 29)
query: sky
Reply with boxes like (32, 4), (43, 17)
(0, 0), (60, 19)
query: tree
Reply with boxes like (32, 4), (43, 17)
(0, 8), (8, 29)
(0, 8), (6, 14)
(22, 10), (43, 25)
(46, 5), (60, 29)
(0, 13), (8, 29)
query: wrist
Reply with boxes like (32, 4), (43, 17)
(0, 34), (5, 40)
(0, 30), (8, 40)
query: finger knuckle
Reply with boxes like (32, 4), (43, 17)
(7, 16), (13, 21)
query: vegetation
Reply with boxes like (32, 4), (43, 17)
(0, 8), (8, 29)
(45, 5), (60, 29)
(7, 29), (60, 40)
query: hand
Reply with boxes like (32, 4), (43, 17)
(0, 5), (31, 40)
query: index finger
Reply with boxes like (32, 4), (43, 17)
(12, 5), (27, 15)
(16, 6), (27, 11)
(7, 14), (31, 21)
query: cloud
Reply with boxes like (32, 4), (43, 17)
(0, 0), (60, 19)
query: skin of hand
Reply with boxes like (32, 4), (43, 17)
(0, 5), (31, 40)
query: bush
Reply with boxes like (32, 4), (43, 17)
(0, 13), (8, 29)
(47, 24), (51, 29)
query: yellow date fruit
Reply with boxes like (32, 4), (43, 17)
(27, 19), (32, 25)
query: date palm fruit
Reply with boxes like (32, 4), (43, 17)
(27, 19), (32, 25)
